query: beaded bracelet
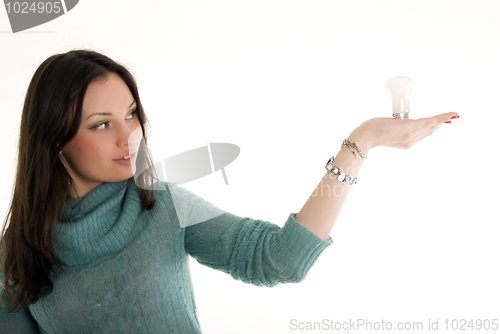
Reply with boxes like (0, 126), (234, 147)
(341, 139), (367, 161)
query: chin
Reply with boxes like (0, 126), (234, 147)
(105, 172), (135, 183)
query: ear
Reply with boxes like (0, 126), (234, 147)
(58, 151), (65, 165)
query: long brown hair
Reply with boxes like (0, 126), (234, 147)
(0, 49), (159, 312)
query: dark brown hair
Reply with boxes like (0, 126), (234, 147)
(0, 49), (159, 312)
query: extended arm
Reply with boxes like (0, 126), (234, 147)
(295, 112), (459, 240)
(174, 183), (333, 287)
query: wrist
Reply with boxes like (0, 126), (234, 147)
(347, 126), (375, 154)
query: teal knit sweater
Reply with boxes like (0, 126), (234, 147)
(1, 178), (333, 333)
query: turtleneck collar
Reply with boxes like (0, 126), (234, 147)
(55, 178), (143, 266)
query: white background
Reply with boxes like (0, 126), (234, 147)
(1, 1), (499, 333)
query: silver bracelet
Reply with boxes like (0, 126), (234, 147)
(341, 139), (367, 162)
(325, 156), (358, 185)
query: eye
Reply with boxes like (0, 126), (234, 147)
(90, 109), (138, 131)
(90, 121), (109, 131)
(126, 109), (138, 120)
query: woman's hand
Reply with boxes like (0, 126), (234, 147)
(349, 112), (459, 152)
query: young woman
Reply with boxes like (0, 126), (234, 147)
(0, 49), (459, 333)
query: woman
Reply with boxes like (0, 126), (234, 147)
(0, 49), (459, 333)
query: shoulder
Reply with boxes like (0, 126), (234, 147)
(150, 181), (227, 228)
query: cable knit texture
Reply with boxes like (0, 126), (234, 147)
(1, 178), (333, 333)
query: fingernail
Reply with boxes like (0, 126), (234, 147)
(451, 114), (460, 119)
(445, 121), (452, 123)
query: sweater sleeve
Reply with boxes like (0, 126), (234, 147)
(174, 184), (334, 287)
(0, 270), (41, 334)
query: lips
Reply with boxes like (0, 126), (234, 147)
(113, 152), (136, 160)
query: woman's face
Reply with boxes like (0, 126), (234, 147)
(59, 72), (143, 198)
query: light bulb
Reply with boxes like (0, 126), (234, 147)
(385, 76), (415, 119)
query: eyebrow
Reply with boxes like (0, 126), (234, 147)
(86, 101), (137, 120)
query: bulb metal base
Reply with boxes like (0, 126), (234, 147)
(392, 113), (410, 119)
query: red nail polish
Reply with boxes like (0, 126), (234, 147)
(451, 115), (459, 119)
(445, 121), (452, 123)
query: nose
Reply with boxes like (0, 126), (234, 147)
(117, 123), (142, 149)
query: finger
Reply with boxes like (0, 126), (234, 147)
(416, 114), (453, 128)
(416, 112), (457, 124)
(435, 112), (459, 123)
